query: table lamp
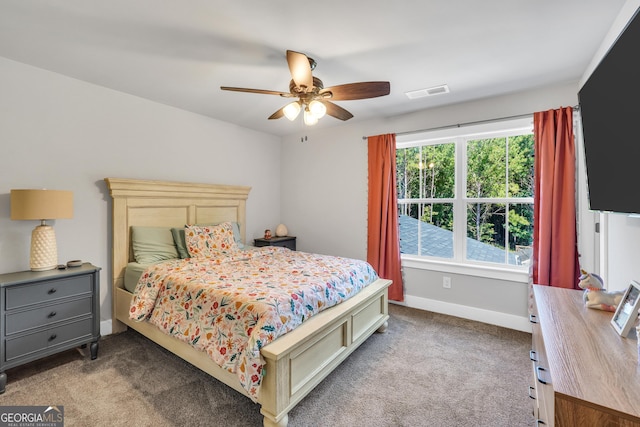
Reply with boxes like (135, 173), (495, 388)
(10, 189), (73, 271)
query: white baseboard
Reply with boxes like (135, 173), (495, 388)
(398, 295), (532, 333)
(100, 319), (112, 337)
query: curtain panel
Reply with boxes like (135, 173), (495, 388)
(532, 107), (580, 289)
(367, 134), (404, 301)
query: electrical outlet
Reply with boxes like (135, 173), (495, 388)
(443, 276), (452, 289)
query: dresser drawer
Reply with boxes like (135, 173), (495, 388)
(5, 318), (93, 362)
(5, 275), (92, 310)
(5, 297), (92, 335)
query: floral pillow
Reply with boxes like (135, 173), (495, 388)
(185, 222), (239, 257)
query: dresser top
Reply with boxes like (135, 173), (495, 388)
(533, 285), (640, 418)
(0, 263), (100, 287)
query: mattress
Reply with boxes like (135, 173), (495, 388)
(124, 262), (156, 292)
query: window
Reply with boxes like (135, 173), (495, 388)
(396, 117), (534, 269)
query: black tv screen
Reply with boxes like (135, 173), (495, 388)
(579, 8), (640, 214)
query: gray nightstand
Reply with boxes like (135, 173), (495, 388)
(254, 236), (296, 251)
(0, 263), (101, 394)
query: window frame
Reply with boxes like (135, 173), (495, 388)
(396, 117), (533, 281)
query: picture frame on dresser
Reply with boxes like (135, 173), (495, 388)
(611, 280), (640, 337)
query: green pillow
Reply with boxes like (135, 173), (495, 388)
(131, 226), (179, 264)
(171, 227), (190, 259)
(171, 222), (244, 259)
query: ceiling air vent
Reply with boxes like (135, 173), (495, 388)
(405, 84), (450, 99)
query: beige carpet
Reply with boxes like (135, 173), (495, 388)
(1, 305), (534, 426)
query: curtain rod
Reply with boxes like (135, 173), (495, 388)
(361, 105), (580, 140)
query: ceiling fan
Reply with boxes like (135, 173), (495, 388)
(221, 50), (390, 125)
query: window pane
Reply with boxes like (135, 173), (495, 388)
(467, 138), (506, 198)
(420, 143), (455, 198)
(399, 202), (453, 258)
(508, 203), (534, 266)
(507, 134), (535, 197)
(396, 147), (420, 199)
(466, 202), (533, 265)
(466, 202), (511, 264)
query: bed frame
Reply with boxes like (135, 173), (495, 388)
(104, 178), (391, 427)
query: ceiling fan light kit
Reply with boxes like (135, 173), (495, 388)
(308, 100), (326, 119)
(303, 108), (318, 126)
(283, 101), (301, 121)
(221, 50), (390, 126)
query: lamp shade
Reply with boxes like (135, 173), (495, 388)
(11, 189), (73, 220)
(11, 189), (73, 271)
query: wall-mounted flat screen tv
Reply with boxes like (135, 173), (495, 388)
(579, 8), (640, 214)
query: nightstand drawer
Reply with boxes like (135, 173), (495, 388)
(5, 297), (93, 335)
(5, 318), (93, 362)
(5, 275), (92, 310)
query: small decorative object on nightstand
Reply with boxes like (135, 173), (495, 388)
(254, 235), (296, 251)
(275, 224), (288, 237)
(0, 263), (101, 394)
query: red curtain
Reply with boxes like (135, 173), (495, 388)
(532, 107), (580, 288)
(367, 134), (404, 301)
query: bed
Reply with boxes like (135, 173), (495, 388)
(104, 178), (391, 427)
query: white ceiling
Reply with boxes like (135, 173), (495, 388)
(0, 1), (627, 136)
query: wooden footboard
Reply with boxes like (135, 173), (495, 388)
(116, 278), (390, 427)
(258, 278), (390, 426)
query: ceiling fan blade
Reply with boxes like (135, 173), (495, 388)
(268, 107), (285, 120)
(322, 101), (354, 121)
(286, 50), (313, 91)
(220, 86), (292, 97)
(320, 81), (390, 100)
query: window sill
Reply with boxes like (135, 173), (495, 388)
(401, 256), (530, 283)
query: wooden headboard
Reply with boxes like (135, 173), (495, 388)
(104, 178), (251, 326)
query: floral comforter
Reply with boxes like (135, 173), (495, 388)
(129, 247), (378, 400)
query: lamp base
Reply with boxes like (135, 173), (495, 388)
(30, 224), (58, 271)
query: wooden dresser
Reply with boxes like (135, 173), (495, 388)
(530, 285), (640, 426)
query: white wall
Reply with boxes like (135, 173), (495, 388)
(0, 57), (282, 331)
(281, 82), (581, 332)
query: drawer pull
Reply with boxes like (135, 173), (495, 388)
(536, 420), (546, 426)
(48, 334), (57, 341)
(536, 366), (548, 384)
(528, 386), (536, 400)
(48, 311), (57, 318)
(48, 288), (57, 294)
(529, 350), (537, 362)
(529, 314), (538, 324)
